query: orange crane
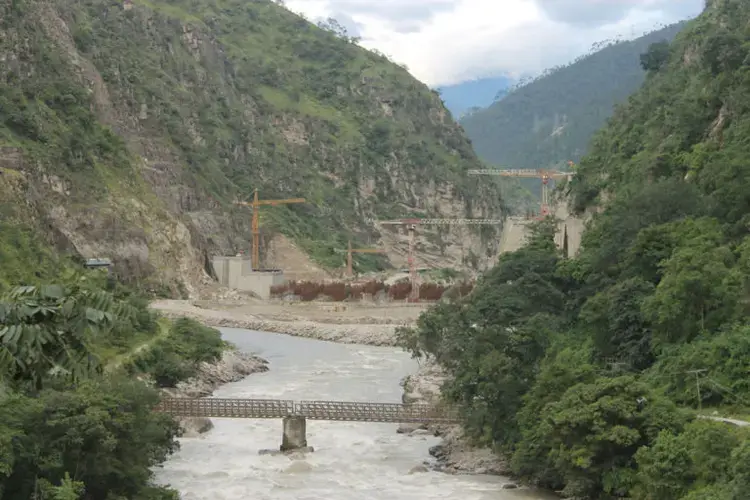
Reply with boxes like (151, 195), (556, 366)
(376, 218), (503, 300)
(234, 189), (306, 271)
(335, 240), (386, 277)
(468, 168), (575, 218)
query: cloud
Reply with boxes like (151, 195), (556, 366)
(317, 11), (365, 37)
(283, 0), (705, 86)
(534, 0), (702, 26)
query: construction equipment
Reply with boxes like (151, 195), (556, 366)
(468, 168), (575, 218)
(376, 218), (503, 300)
(334, 241), (386, 277)
(234, 189), (306, 271)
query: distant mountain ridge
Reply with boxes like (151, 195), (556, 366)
(460, 22), (687, 170)
(436, 75), (513, 118)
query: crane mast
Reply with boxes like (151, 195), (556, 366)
(468, 168), (575, 218)
(377, 218), (503, 300)
(234, 189), (306, 270)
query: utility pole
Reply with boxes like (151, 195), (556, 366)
(686, 369), (708, 410)
(234, 189), (306, 270)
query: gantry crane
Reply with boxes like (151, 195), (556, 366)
(468, 168), (575, 218)
(234, 189), (306, 271)
(334, 240), (386, 277)
(376, 218), (503, 300)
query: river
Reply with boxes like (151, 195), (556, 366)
(153, 328), (555, 500)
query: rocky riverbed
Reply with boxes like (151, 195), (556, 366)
(399, 359), (511, 477)
(159, 348), (270, 437)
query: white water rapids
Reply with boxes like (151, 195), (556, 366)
(153, 328), (555, 500)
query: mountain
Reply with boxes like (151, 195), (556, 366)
(400, 1), (750, 497)
(460, 23), (686, 171)
(436, 76), (513, 118)
(0, 0), (506, 293)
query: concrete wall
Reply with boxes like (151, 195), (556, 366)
(211, 256), (285, 299)
(498, 202), (586, 258)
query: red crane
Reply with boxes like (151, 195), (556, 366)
(468, 168), (575, 218)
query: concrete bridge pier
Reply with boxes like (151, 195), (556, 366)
(281, 416), (308, 451)
(259, 416), (314, 455)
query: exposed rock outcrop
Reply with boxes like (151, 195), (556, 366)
(399, 359), (510, 476)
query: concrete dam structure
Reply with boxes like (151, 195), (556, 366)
(211, 256), (285, 299)
(499, 203), (586, 257)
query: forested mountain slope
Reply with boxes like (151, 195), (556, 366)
(400, 1), (750, 498)
(0, 0), (505, 293)
(460, 23), (685, 170)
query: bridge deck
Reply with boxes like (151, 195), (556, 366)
(155, 397), (460, 424)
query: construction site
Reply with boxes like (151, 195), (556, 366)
(152, 170), (586, 344)
(210, 169), (583, 299)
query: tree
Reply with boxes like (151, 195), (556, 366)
(640, 40), (671, 72)
(632, 420), (741, 499)
(0, 377), (180, 499)
(538, 376), (688, 498)
(0, 280), (132, 390)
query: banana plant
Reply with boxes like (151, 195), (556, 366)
(0, 278), (134, 390)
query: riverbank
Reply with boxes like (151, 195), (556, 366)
(151, 299), (411, 346)
(156, 347), (270, 436)
(152, 299), (508, 478)
(400, 359), (511, 477)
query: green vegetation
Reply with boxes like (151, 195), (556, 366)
(0, 0), (505, 287)
(398, 1), (750, 497)
(125, 317), (225, 387)
(0, 274), (231, 498)
(460, 23), (684, 177)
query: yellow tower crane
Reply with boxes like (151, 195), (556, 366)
(345, 241), (385, 278)
(234, 189), (306, 271)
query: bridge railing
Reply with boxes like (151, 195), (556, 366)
(155, 398), (296, 418)
(296, 400), (460, 423)
(154, 397), (462, 424)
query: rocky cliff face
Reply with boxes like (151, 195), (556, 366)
(0, 0), (505, 292)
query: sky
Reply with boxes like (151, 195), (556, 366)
(282, 0), (705, 86)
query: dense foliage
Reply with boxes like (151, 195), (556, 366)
(460, 23), (684, 174)
(399, 2), (750, 498)
(125, 317), (225, 387)
(0, 276), (229, 498)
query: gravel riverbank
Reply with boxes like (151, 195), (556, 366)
(152, 300), (399, 346)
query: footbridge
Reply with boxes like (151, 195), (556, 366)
(155, 397), (460, 452)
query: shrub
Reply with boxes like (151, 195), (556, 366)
(270, 283), (291, 297)
(388, 281), (412, 300)
(348, 284), (364, 300)
(419, 282), (445, 300)
(125, 318), (225, 387)
(293, 281), (323, 301)
(321, 281), (347, 301)
(456, 281), (474, 297)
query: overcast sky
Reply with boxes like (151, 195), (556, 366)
(283, 0), (705, 86)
